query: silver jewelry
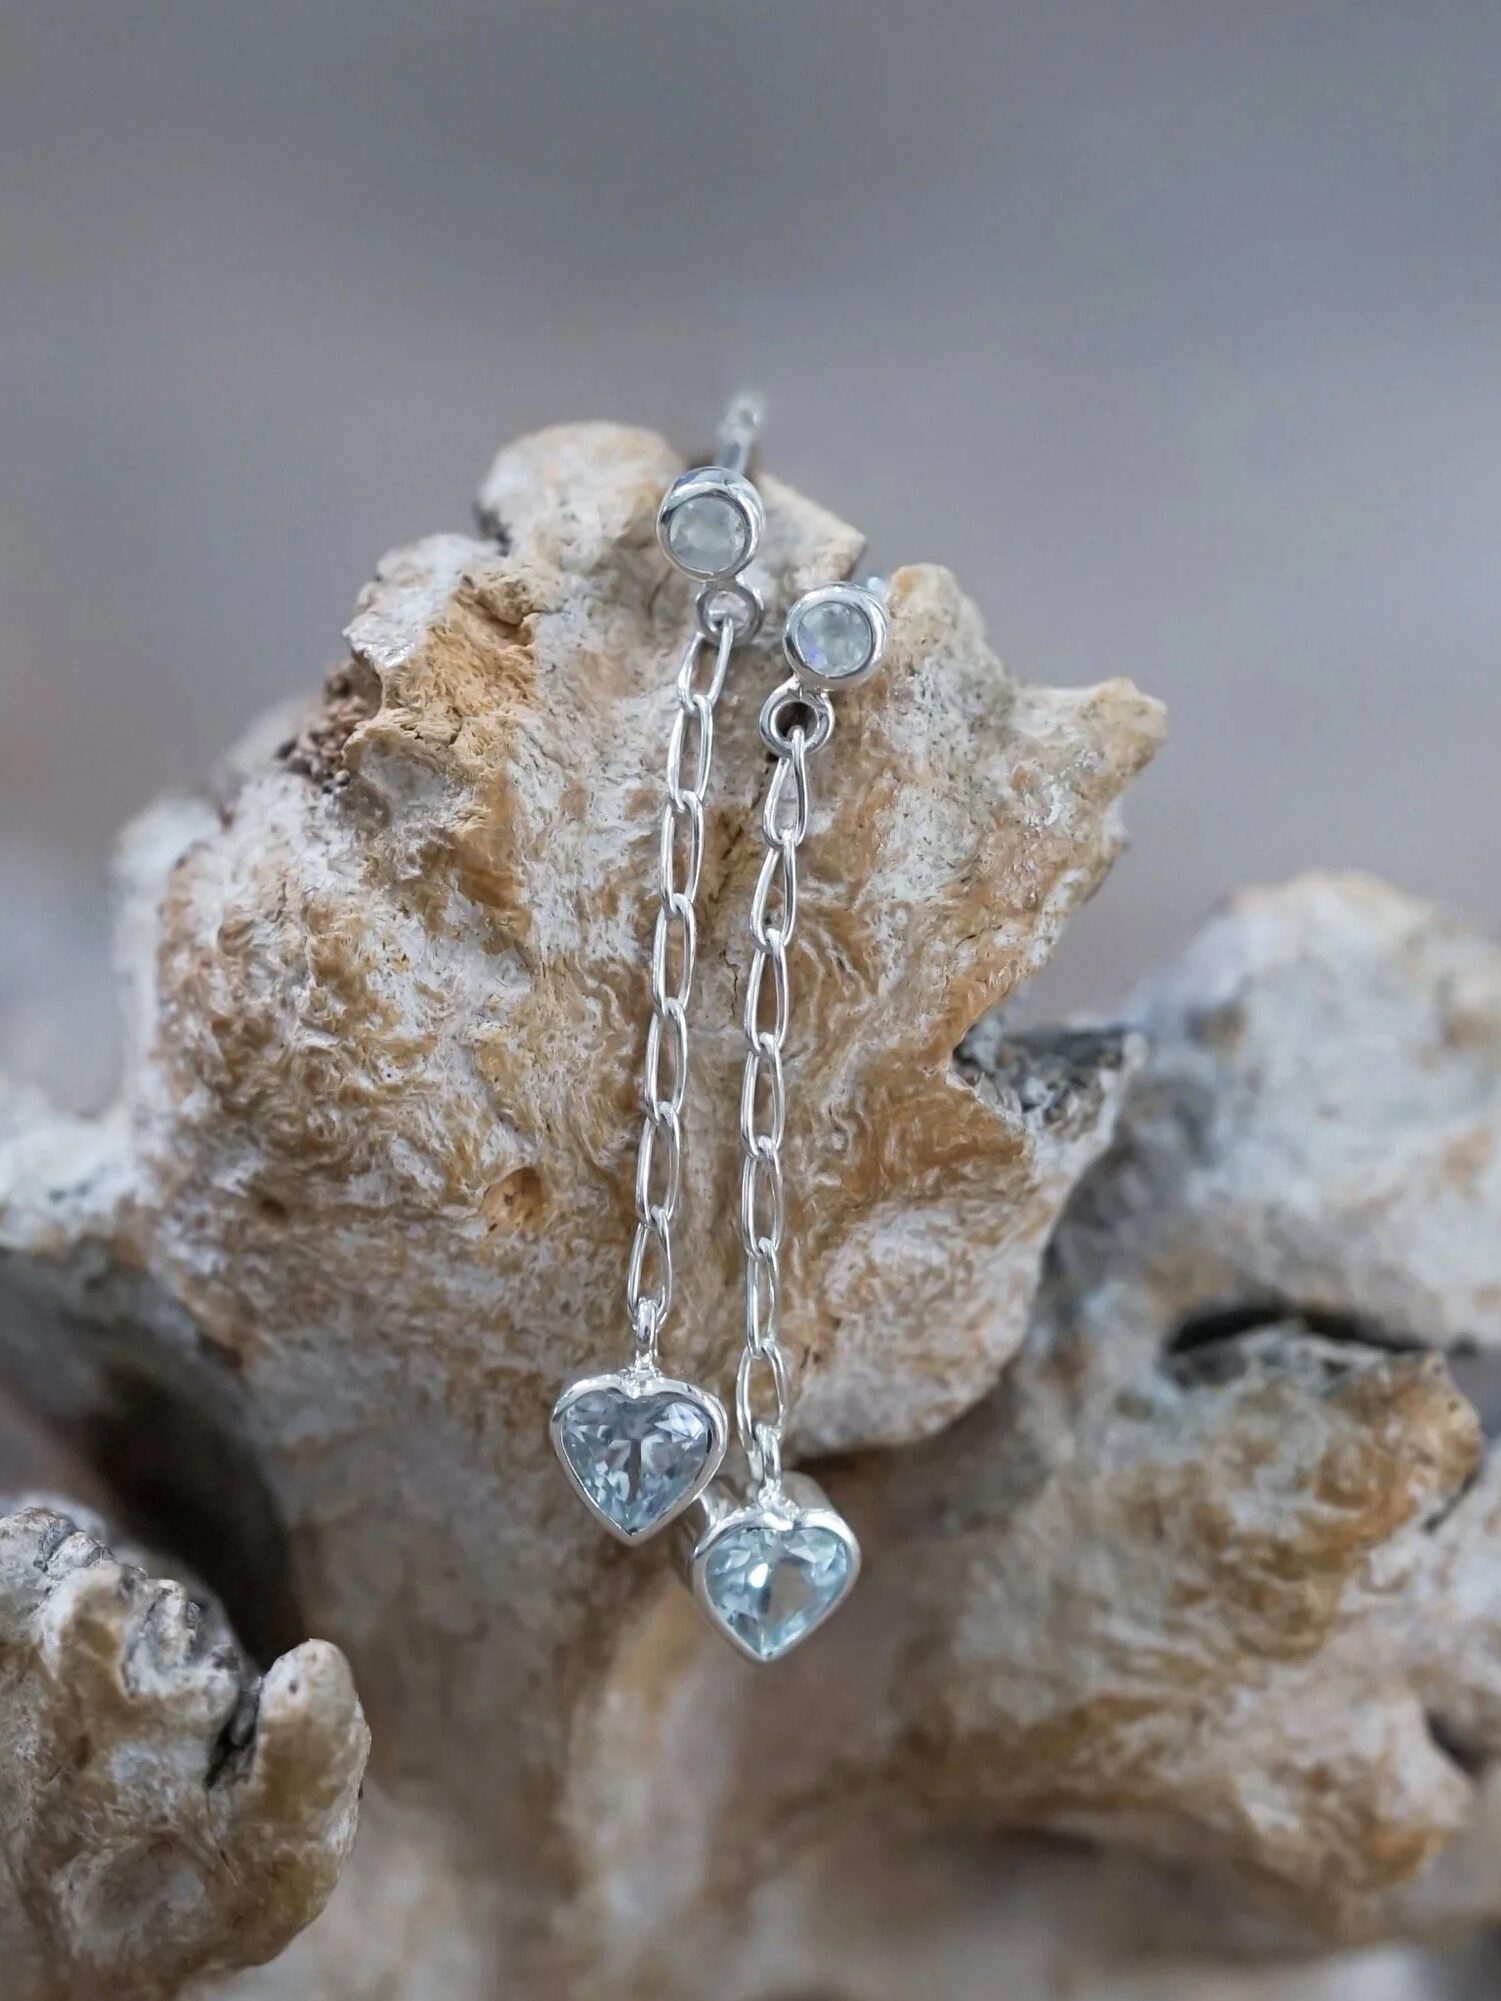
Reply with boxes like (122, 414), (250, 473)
(678, 577), (890, 1660)
(550, 402), (766, 1543)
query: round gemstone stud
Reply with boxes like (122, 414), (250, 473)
(784, 582), (889, 690)
(666, 493), (748, 576)
(657, 466), (763, 581)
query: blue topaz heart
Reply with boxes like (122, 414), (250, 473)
(551, 1369), (726, 1543)
(688, 1479), (860, 1662)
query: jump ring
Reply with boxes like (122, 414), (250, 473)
(695, 579), (764, 644)
(759, 678), (834, 756)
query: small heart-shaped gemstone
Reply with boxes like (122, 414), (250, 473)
(699, 1511), (857, 1661)
(553, 1376), (722, 1541)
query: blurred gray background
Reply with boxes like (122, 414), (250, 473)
(3, 0), (1500, 1109)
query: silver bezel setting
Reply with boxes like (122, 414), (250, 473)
(678, 1471), (861, 1663)
(656, 466), (765, 581)
(783, 581), (889, 691)
(550, 1364), (728, 1545)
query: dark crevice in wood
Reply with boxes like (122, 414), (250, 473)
(1425, 1709), (1490, 1779)
(1168, 1299), (1429, 1360)
(0, 1269), (303, 1667)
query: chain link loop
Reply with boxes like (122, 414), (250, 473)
(736, 1343), (790, 1467)
(735, 675), (834, 1483)
(625, 616), (739, 1357)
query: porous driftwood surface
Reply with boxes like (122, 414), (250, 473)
(0, 1502), (365, 1999)
(1, 423), (1499, 1999)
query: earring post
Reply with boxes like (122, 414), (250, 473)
(715, 393), (764, 478)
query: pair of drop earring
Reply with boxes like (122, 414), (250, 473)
(549, 398), (886, 1664)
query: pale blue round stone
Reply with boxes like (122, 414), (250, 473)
(665, 492), (749, 577)
(790, 600), (876, 680)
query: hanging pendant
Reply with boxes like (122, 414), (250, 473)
(551, 1364), (727, 1545)
(678, 1471), (860, 1663)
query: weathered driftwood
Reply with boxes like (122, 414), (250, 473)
(1, 424), (1499, 1999)
(0, 1500), (365, 1998)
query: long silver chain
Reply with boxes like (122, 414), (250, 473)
(626, 609), (740, 1367)
(735, 680), (837, 1486)
(625, 400), (766, 1376)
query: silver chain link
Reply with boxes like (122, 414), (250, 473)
(736, 680), (835, 1486)
(625, 612), (739, 1363)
